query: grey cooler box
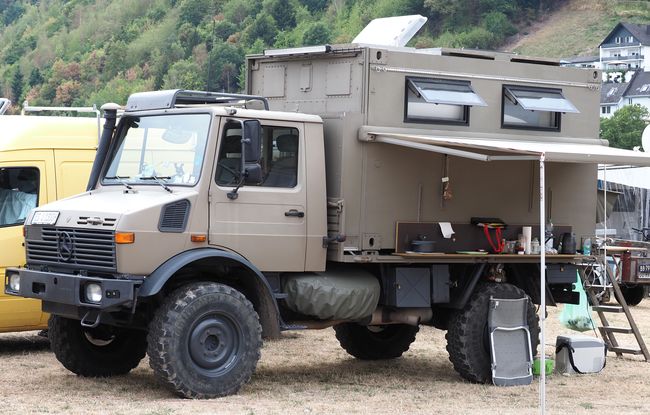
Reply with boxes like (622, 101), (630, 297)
(555, 334), (606, 374)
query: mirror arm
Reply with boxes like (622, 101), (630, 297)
(227, 169), (249, 200)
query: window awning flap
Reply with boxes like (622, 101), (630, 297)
(505, 87), (579, 113)
(408, 79), (487, 107)
(364, 131), (650, 166)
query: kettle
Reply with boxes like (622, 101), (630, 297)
(560, 233), (576, 254)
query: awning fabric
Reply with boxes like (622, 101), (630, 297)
(366, 131), (650, 166)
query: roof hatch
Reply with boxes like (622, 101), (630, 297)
(352, 15), (427, 47)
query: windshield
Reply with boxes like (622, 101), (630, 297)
(103, 113), (210, 186)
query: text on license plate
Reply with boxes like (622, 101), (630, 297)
(638, 264), (650, 278)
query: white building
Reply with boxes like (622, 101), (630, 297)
(599, 22), (650, 71)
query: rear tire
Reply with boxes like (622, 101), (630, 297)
(49, 315), (147, 377)
(334, 323), (419, 360)
(147, 282), (262, 399)
(446, 283), (540, 383)
(620, 284), (645, 306)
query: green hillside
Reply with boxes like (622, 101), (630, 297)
(0, 0), (638, 111)
(505, 0), (650, 58)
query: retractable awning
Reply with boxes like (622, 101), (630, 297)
(362, 131), (650, 166)
(361, 127), (650, 414)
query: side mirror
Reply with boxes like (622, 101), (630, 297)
(242, 120), (262, 163)
(244, 163), (263, 185)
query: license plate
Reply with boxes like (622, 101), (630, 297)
(638, 264), (650, 278)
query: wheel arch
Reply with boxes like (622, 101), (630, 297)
(139, 248), (281, 339)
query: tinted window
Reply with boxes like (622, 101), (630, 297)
(216, 124), (299, 188)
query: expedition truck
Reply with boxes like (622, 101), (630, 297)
(0, 108), (99, 334)
(7, 43), (650, 399)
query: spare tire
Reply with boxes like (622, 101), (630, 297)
(446, 283), (540, 383)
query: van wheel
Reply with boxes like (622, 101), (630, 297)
(148, 282), (262, 399)
(49, 315), (147, 377)
(446, 283), (540, 383)
(619, 284), (645, 306)
(334, 323), (419, 360)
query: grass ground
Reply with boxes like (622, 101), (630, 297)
(1, 299), (649, 414)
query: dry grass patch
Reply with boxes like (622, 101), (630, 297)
(1, 301), (649, 414)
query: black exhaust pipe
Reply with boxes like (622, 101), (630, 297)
(86, 103), (120, 191)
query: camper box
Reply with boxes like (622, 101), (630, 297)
(246, 45), (602, 262)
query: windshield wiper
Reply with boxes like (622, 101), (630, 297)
(104, 175), (133, 190)
(139, 175), (172, 193)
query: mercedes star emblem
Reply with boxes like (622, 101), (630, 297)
(57, 231), (74, 262)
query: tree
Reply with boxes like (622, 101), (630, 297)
(267, 0), (295, 31)
(600, 104), (650, 150)
(303, 22), (331, 46)
(178, 0), (213, 26)
(162, 59), (205, 90)
(11, 69), (23, 102)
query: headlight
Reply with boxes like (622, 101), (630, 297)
(85, 283), (103, 303)
(8, 274), (20, 292)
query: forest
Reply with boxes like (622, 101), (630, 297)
(0, 0), (559, 110)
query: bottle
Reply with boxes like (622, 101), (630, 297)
(582, 238), (591, 256)
(531, 237), (540, 254)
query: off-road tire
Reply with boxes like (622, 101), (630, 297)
(334, 323), (419, 360)
(446, 283), (540, 383)
(148, 282), (262, 399)
(620, 284), (645, 306)
(48, 315), (147, 377)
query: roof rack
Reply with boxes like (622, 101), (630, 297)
(21, 101), (102, 142)
(0, 98), (10, 115)
(125, 89), (270, 112)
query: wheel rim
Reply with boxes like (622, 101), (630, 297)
(187, 312), (242, 377)
(83, 331), (115, 347)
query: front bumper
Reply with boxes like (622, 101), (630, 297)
(4, 267), (142, 312)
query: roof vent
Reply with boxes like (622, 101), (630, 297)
(159, 199), (191, 233)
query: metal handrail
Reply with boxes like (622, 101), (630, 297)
(0, 98), (10, 115)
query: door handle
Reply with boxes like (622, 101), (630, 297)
(285, 209), (305, 218)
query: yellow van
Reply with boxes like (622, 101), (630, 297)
(0, 115), (98, 333)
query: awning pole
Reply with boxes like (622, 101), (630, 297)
(539, 153), (546, 415)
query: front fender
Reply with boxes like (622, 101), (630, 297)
(140, 247), (282, 338)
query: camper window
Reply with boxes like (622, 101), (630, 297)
(404, 77), (486, 125)
(0, 167), (39, 227)
(501, 86), (578, 131)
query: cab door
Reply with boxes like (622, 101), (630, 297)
(0, 159), (49, 330)
(208, 119), (307, 272)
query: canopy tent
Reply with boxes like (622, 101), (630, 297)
(361, 129), (650, 414)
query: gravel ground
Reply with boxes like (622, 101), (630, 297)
(1, 301), (649, 415)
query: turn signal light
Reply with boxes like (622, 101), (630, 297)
(191, 234), (207, 243)
(115, 232), (135, 244)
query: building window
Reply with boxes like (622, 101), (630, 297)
(502, 86), (579, 131)
(404, 77), (486, 125)
(628, 36), (635, 43)
(615, 36), (622, 44)
(601, 106), (611, 115)
(216, 124), (299, 188)
(0, 167), (39, 227)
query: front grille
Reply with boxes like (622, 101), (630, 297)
(26, 227), (116, 271)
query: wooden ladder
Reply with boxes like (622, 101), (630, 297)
(579, 260), (650, 361)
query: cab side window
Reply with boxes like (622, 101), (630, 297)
(0, 167), (39, 227)
(215, 125), (299, 188)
